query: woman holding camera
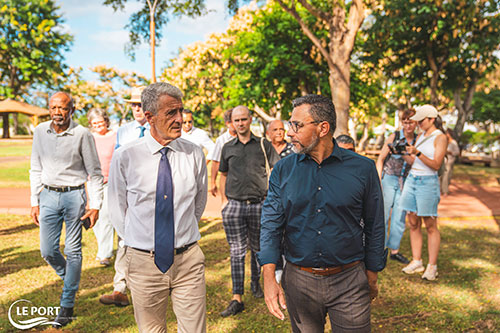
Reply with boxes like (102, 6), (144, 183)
(376, 109), (417, 265)
(400, 105), (448, 281)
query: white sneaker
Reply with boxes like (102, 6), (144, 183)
(402, 260), (425, 274)
(422, 264), (438, 281)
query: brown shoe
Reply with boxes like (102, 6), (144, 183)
(99, 291), (129, 307)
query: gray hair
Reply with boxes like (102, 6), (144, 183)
(141, 82), (183, 115)
(87, 109), (110, 129)
(266, 119), (284, 131)
(336, 134), (355, 146)
(50, 91), (74, 109)
(292, 94), (336, 134)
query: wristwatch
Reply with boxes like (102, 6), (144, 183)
(416, 151), (422, 157)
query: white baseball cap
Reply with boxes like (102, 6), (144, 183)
(410, 104), (438, 121)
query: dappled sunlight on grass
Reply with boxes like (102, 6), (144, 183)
(1, 214), (499, 331)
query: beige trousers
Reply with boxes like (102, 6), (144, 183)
(125, 244), (206, 333)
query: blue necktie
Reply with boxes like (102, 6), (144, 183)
(139, 126), (146, 138)
(154, 147), (175, 273)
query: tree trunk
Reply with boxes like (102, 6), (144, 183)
(329, 62), (350, 136)
(13, 113), (19, 135)
(148, 1), (158, 83)
(453, 77), (477, 140)
(357, 121), (370, 151)
(2, 113), (10, 138)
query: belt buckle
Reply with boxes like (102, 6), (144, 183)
(245, 200), (251, 205)
(311, 267), (325, 272)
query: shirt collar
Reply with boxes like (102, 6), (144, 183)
(231, 132), (259, 145)
(49, 119), (77, 136)
(145, 131), (181, 155)
(135, 120), (150, 129)
(297, 138), (343, 163)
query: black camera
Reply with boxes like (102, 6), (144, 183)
(388, 138), (408, 155)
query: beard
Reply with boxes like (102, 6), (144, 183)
(297, 133), (319, 154)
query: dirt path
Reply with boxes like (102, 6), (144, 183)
(1, 182), (499, 222)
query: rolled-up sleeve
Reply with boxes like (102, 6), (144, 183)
(257, 164), (286, 265)
(82, 131), (104, 210)
(108, 149), (127, 239)
(362, 162), (387, 272)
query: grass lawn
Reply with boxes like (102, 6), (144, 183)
(0, 215), (499, 332)
(0, 160), (30, 187)
(453, 164), (500, 186)
(0, 140), (32, 157)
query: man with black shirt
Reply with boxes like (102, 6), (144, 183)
(219, 105), (279, 317)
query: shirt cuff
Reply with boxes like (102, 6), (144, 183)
(30, 195), (39, 207)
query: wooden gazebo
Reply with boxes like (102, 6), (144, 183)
(0, 99), (49, 138)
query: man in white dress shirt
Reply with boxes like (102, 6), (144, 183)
(108, 82), (208, 333)
(115, 86), (150, 148)
(181, 109), (214, 157)
(30, 91), (103, 327)
(100, 86), (149, 307)
(206, 108), (236, 197)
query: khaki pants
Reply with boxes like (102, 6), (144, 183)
(125, 244), (206, 333)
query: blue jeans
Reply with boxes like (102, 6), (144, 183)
(400, 174), (440, 217)
(39, 188), (86, 308)
(381, 174), (407, 250)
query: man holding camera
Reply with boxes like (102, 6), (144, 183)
(376, 109), (417, 264)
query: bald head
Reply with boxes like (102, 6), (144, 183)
(231, 105), (252, 137)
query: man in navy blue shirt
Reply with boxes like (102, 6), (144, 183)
(258, 94), (386, 332)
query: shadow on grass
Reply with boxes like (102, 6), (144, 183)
(0, 223), (36, 236)
(0, 265), (136, 332)
(0, 249), (45, 279)
(374, 224), (500, 331)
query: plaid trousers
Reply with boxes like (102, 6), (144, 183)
(222, 199), (262, 295)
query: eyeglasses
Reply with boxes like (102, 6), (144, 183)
(287, 120), (320, 133)
(131, 103), (141, 108)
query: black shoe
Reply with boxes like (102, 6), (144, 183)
(251, 280), (264, 298)
(52, 306), (74, 328)
(390, 252), (410, 264)
(220, 300), (244, 317)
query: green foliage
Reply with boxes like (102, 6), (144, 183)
(472, 90), (500, 124)
(364, 0), (500, 108)
(103, 0), (206, 60)
(0, 0), (73, 98)
(461, 130), (499, 146)
(224, 3), (330, 119)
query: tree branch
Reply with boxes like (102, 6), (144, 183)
(343, 0), (365, 53)
(296, 0), (331, 22)
(253, 105), (275, 122)
(275, 0), (333, 69)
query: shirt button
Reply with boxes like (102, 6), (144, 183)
(318, 166), (321, 169)
(318, 231), (321, 235)
(318, 186), (322, 191)
(319, 253), (322, 256)
(317, 209), (321, 213)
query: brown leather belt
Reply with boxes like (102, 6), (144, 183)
(292, 260), (361, 276)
